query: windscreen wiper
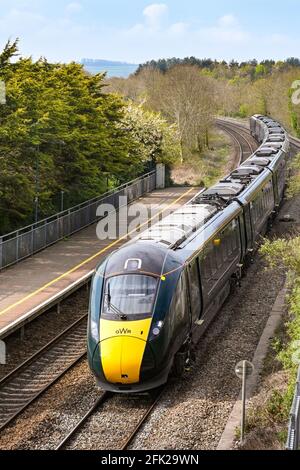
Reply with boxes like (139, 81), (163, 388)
(105, 285), (128, 320)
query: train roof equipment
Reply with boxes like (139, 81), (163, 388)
(132, 115), (289, 255)
(137, 203), (218, 249)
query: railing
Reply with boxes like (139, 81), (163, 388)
(0, 170), (157, 271)
(286, 366), (300, 450)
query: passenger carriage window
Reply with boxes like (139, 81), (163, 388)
(224, 226), (233, 258)
(202, 245), (214, 280)
(188, 261), (202, 321)
(232, 219), (238, 251)
(200, 244), (216, 296)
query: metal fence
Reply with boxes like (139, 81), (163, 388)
(0, 170), (157, 271)
(286, 366), (300, 450)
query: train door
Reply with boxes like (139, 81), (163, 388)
(244, 204), (253, 251)
(187, 260), (202, 322)
(272, 171), (280, 208)
(238, 213), (246, 260)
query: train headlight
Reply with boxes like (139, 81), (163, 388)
(150, 321), (164, 340)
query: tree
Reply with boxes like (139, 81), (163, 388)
(144, 66), (216, 159)
(0, 41), (171, 234)
(120, 102), (181, 168)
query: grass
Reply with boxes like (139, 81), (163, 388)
(238, 271), (300, 449)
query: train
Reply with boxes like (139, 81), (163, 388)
(87, 115), (290, 393)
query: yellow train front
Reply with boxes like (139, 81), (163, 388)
(87, 242), (189, 393)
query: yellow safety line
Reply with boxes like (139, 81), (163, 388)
(0, 188), (194, 317)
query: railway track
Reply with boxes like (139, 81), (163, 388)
(55, 386), (164, 450)
(217, 116), (300, 152)
(289, 135), (300, 151)
(216, 119), (258, 163)
(0, 314), (88, 432)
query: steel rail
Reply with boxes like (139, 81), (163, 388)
(120, 386), (165, 450)
(55, 391), (112, 450)
(216, 116), (300, 151)
(216, 122), (256, 166)
(0, 314), (88, 432)
(216, 121), (258, 157)
(55, 387), (165, 451)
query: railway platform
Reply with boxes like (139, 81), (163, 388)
(0, 187), (197, 339)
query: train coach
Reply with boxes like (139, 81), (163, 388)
(87, 115), (290, 393)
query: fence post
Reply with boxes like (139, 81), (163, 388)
(31, 227), (34, 254)
(156, 164), (165, 189)
(16, 231), (19, 263)
(0, 236), (3, 270)
(286, 366), (300, 450)
(43, 220), (46, 248)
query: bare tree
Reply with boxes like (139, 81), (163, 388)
(145, 66), (216, 160)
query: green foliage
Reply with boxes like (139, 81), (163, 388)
(0, 38), (19, 70)
(255, 64), (266, 78)
(259, 238), (300, 431)
(238, 104), (249, 118)
(120, 102), (181, 168)
(136, 57), (299, 79)
(286, 153), (300, 197)
(0, 41), (179, 234)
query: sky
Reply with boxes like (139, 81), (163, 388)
(0, 0), (300, 63)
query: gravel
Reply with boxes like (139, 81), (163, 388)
(0, 360), (95, 450)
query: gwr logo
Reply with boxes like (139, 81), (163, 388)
(115, 328), (132, 335)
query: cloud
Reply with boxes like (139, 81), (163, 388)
(0, 8), (46, 36)
(66, 2), (82, 14)
(218, 14), (238, 28)
(198, 14), (249, 44)
(168, 22), (189, 35)
(0, 3), (298, 64)
(143, 3), (168, 30)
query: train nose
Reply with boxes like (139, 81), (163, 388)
(99, 318), (153, 385)
(100, 336), (147, 384)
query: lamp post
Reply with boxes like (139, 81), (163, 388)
(60, 190), (65, 212)
(34, 144), (40, 224)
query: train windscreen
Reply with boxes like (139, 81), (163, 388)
(102, 275), (158, 318)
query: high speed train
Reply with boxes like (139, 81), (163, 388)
(87, 115), (290, 393)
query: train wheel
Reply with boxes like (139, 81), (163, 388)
(172, 342), (193, 378)
(172, 351), (186, 377)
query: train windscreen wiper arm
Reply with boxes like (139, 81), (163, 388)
(105, 286), (128, 320)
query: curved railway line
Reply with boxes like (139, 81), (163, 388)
(216, 119), (258, 162)
(0, 119), (273, 449)
(217, 117), (300, 153)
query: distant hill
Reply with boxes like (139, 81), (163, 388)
(81, 59), (138, 66)
(81, 59), (139, 78)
